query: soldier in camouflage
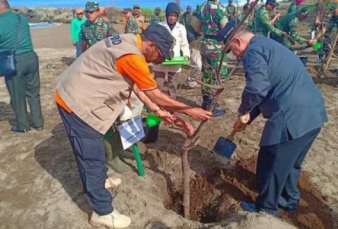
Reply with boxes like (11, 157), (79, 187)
(287, 0), (304, 14)
(133, 4), (146, 33)
(237, 3), (254, 30)
(81, 2), (118, 52)
(180, 5), (193, 27)
(194, 0), (229, 117)
(226, 0), (237, 21)
(314, 6), (338, 63)
(149, 7), (162, 24)
(254, 0), (287, 38)
(271, 7), (316, 50)
(123, 8), (140, 35)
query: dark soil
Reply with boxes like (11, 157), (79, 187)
(165, 156), (338, 229)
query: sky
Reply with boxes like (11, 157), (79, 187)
(9, 0), (249, 9)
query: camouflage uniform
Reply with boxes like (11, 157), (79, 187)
(149, 14), (162, 24)
(125, 16), (140, 35)
(197, 1), (228, 96)
(226, 4), (236, 21)
(180, 11), (193, 27)
(271, 12), (306, 49)
(80, 2), (118, 47)
(237, 5), (254, 30)
(318, 15), (338, 62)
(254, 6), (283, 37)
(287, 2), (299, 14)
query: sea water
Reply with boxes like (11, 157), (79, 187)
(29, 22), (62, 29)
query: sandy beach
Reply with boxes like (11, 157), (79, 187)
(0, 9), (338, 229)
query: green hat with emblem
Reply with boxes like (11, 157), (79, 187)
(85, 2), (99, 12)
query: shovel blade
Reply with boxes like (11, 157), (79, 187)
(213, 136), (237, 159)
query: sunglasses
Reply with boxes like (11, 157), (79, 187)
(76, 12), (83, 15)
(85, 11), (95, 14)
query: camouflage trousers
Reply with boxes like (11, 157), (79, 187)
(270, 34), (293, 50)
(200, 40), (228, 96)
(318, 31), (337, 58)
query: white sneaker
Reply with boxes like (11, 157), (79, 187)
(105, 177), (122, 189)
(90, 210), (131, 229)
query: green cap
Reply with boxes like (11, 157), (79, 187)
(85, 2), (99, 12)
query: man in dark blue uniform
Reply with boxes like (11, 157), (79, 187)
(219, 20), (328, 215)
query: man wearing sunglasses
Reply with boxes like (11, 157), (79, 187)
(55, 23), (212, 228)
(70, 8), (86, 58)
(80, 2), (118, 53)
(219, 20), (327, 216)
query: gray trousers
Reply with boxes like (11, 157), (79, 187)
(4, 51), (44, 131)
(154, 71), (180, 100)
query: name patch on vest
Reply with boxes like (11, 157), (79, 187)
(104, 35), (122, 48)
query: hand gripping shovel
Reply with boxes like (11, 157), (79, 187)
(212, 130), (237, 163)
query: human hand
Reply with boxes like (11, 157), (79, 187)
(167, 116), (195, 136)
(238, 113), (250, 124)
(233, 119), (247, 132)
(156, 110), (176, 124)
(274, 12), (281, 18)
(73, 42), (76, 46)
(306, 39), (317, 46)
(186, 107), (212, 121)
(281, 31), (289, 37)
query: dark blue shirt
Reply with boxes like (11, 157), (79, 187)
(239, 36), (327, 146)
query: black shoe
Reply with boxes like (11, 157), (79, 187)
(212, 108), (226, 117)
(10, 126), (28, 133)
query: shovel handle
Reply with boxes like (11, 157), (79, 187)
(227, 129), (237, 141)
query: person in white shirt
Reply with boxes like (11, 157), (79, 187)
(152, 2), (190, 99)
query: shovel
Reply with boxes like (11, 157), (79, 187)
(212, 130), (237, 163)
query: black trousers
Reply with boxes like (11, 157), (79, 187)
(58, 105), (113, 215)
(4, 51), (43, 131)
(255, 128), (321, 215)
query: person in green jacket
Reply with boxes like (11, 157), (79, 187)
(238, 3), (254, 30)
(149, 7), (162, 24)
(226, 0), (236, 21)
(0, 0), (44, 133)
(254, 0), (287, 38)
(271, 7), (316, 50)
(287, 0), (304, 14)
(70, 8), (86, 57)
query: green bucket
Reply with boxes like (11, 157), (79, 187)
(146, 114), (162, 127)
(312, 42), (323, 50)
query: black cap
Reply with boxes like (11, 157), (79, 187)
(143, 24), (175, 60)
(218, 19), (240, 52)
(266, 0), (279, 7)
(133, 4), (140, 9)
(155, 7), (161, 10)
(187, 5), (192, 10)
(122, 8), (132, 13)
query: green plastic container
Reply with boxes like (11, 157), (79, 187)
(162, 56), (189, 65)
(312, 42), (323, 50)
(146, 114), (162, 127)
